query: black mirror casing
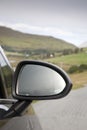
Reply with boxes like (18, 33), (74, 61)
(12, 61), (72, 100)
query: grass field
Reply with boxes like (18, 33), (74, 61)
(46, 52), (87, 70)
(70, 71), (87, 89)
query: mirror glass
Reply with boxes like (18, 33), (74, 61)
(16, 65), (66, 96)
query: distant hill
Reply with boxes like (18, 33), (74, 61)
(0, 26), (76, 53)
(80, 42), (87, 48)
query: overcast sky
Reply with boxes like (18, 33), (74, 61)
(0, 0), (87, 46)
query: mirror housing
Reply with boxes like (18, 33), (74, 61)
(12, 61), (72, 100)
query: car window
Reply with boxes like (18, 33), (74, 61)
(0, 52), (7, 67)
(0, 51), (13, 98)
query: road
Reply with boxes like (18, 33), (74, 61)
(1, 115), (42, 130)
(33, 86), (87, 130)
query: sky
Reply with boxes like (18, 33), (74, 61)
(0, 0), (87, 46)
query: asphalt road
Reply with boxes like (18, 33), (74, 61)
(33, 86), (87, 130)
(1, 115), (42, 130)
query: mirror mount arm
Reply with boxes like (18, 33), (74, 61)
(0, 99), (17, 104)
(2, 100), (32, 119)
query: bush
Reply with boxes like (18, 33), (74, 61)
(68, 65), (78, 74)
(79, 64), (87, 72)
(68, 64), (87, 74)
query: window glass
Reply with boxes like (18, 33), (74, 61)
(0, 52), (13, 97)
(0, 52), (7, 67)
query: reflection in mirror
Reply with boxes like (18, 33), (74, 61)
(16, 65), (66, 96)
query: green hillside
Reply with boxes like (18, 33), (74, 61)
(0, 26), (76, 53)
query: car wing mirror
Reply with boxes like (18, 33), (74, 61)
(12, 61), (72, 100)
